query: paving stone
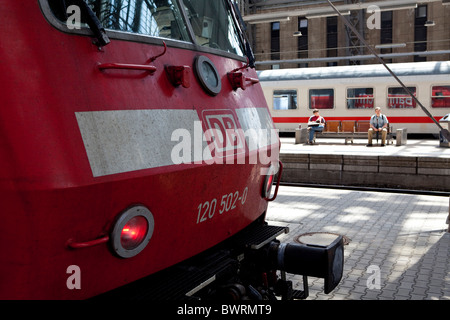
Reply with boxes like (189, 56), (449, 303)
(267, 186), (450, 300)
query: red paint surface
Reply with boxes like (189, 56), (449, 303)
(0, 2), (274, 299)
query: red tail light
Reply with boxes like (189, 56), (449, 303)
(120, 216), (149, 250)
(262, 161), (283, 201)
(111, 206), (155, 258)
(263, 174), (274, 199)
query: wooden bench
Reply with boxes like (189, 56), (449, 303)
(342, 120), (394, 145)
(311, 121), (339, 143)
(323, 120), (341, 133)
(341, 120), (357, 144)
(314, 120), (357, 144)
(314, 120), (394, 145)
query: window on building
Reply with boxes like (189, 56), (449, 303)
(309, 89), (334, 109)
(380, 11), (393, 63)
(297, 18), (308, 68)
(380, 11), (393, 45)
(326, 17), (338, 66)
(347, 88), (374, 109)
(387, 87), (417, 108)
(273, 90), (298, 110)
(414, 5), (427, 62)
(431, 86), (450, 108)
(271, 22), (280, 62)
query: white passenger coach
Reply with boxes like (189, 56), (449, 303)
(258, 61), (450, 134)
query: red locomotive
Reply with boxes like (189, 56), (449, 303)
(0, 0), (343, 300)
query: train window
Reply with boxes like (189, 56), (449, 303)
(431, 86), (450, 108)
(47, 0), (190, 41)
(347, 88), (374, 109)
(309, 89), (334, 109)
(273, 90), (297, 110)
(387, 87), (417, 108)
(182, 0), (245, 56)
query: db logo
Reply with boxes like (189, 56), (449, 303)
(202, 110), (246, 157)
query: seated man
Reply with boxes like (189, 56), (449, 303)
(367, 107), (389, 146)
(307, 109), (326, 145)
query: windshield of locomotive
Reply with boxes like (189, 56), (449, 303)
(182, 0), (245, 56)
(48, 0), (245, 56)
(49, 0), (190, 40)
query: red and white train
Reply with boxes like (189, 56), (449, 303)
(258, 61), (450, 134)
(0, 0), (343, 300)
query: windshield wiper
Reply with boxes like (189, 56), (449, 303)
(73, 0), (110, 47)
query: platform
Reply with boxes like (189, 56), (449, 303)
(267, 185), (450, 300)
(279, 138), (450, 192)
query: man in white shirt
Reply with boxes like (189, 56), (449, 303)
(367, 107), (389, 146)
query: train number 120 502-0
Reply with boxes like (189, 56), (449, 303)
(196, 187), (248, 224)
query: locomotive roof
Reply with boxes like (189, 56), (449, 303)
(257, 61), (450, 82)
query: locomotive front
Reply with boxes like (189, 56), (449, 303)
(0, 0), (343, 299)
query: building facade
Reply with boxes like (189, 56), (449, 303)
(238, 0), (450, 69)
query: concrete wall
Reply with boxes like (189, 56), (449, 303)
(280, 153), (450, 192)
